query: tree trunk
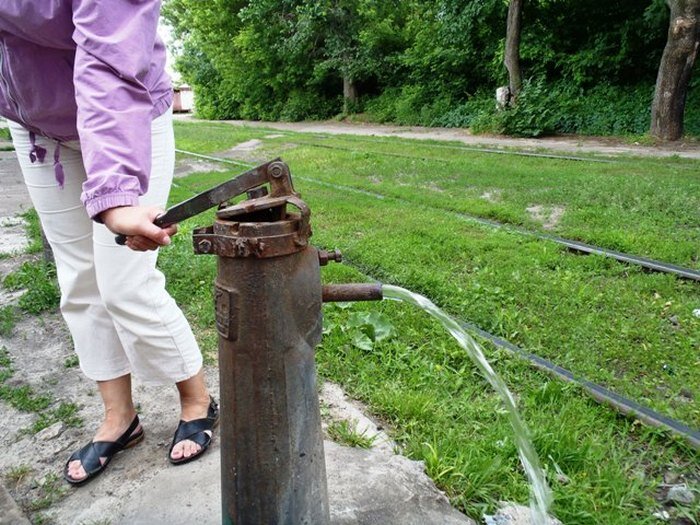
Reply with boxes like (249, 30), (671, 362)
(505, 0), (524, 103)
(343, 75), (358, 114)
(650, 0), (700, 141)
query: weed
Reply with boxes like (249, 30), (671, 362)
(327, 419), (376, 449)
(0, 349), (82, 433)
(0, 384), (52, 412)
(31, 513), (51, 525)
(20, 209), (43, 255)
(26, 473), (67, 512)
(0, 305), (17, 337)
(3, 261), (60, 314)
(324, 307), (395, 351)
(29, 402), (83, 433)
(63, 355), (79, 369)
(0, 346), (11, 368)
(5, 465), (32, 487)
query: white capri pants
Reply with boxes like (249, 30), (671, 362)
(8, 108), (203, 385)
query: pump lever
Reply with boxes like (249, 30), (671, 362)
(115, 159), (293, 245)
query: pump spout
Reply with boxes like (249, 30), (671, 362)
(322, 283), (383, 303)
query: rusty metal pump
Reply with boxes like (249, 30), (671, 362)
(191, 160), (381, 524)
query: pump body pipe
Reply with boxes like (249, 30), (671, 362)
(191, 160), (385, 524)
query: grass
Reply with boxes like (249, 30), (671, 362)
(0, 347), (82, 434)
(287, 137), (699, 269)
(26, 473), (67, 512)
(167, 128), (700, 429)
(63, 355), (79, 369)
(165, 120), (699, 524)
(0, 305), (17, 337)
(5, 465), (32, 488)
(2, 260), (60, 314)
(326, 419), (377, 449)
(173, 121), (700, 268)
(20, 209), (43, 255)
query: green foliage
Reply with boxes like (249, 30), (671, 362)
(163, 0), (700, 136)
(0, 306), (17, 337)
(326, 419), (377, 448)
(0, 348), (83, 434)
(29, 402), (82, 434)
(63, 355), (79, 369)
(3, 261), (60, 314)
(21, 209), (43, 255)
(365, 80), (700, 138)
(324, 305), (395, 351)
(26, 473), (67, 512)
(4, 465), (32, 486)
(169, 123), (700, 522)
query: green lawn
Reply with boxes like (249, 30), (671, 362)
(167, 121), (700, 525)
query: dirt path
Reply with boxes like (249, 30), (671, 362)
(176, 115), (700, 160)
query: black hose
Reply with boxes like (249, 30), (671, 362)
(459, 320), (700, 450)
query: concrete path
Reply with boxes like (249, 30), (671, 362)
(0, 148), (31, 218)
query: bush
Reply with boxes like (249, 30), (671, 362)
(279, 91), (338, 121)
(466, 81), (700, 138)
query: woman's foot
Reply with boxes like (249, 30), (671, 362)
(170, 394), (213, 462)
(64, 413), (143, 484)
(66, 374), (140, 484)
(171, 369), (216, 463)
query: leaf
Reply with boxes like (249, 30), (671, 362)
(350, 329), (374, 351)
(365, 312), (395, 341)
(334, 301), (354, 310)
(347, 311), (371, 328)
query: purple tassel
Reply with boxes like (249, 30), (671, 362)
(28, 132), (47, 164)
(53, 142), (64, 188)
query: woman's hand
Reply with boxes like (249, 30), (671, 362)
(101, 206), (178, 252)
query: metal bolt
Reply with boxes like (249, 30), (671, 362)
(198, 239), (212, 253)
(318, 248), (342, 266)
(269, 162), (285, 178)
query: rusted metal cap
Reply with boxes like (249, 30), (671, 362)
(193, 195), (312, 259)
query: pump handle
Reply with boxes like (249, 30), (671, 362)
(115, 159), (295, 245)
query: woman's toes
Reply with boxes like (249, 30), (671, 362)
(184, 441), (200, 458)
(171, 443), (184, 460)
(171, 440), (202, 459)
(67, 460), (87, 481)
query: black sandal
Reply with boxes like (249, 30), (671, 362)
(64, 415), (144, 486)
(169, 396), (219, 465)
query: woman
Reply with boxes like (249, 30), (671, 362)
(0, 1), (217, 485)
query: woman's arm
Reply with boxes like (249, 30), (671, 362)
(72, 0), (165, 220)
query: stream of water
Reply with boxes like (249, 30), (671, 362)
(382, 284), (552, 524)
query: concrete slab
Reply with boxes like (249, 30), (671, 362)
(0, 483), (31, 525)
(0, 216), (29, 256)
(0, 150), (31, 218)
(81, 440), (474, 525)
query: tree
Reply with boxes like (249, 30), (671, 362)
(292, 0), (410, 114)
(504, 0), (524, 103)
(650, 0), (700, 140)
